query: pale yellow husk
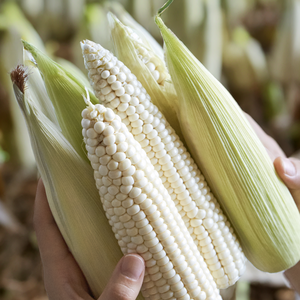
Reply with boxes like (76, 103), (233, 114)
(108, 13), (183, 142)
(12, 47), (144, 299)
(156, 16), (300, 273)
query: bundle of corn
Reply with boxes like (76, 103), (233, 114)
(11, 1), (300, 300)
(223, 26), (268, 93)
(271, 0), (300, 85)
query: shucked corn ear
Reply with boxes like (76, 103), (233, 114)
(82, 95), (223, 300)
(81, 38), (247, 294)
(155, 13), (300, 272)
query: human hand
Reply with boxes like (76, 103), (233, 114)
(246, 114), (300, 210)
(34, 179), (145, 300)
(246, 114), (300, 294)
(35, 116), (300, 299)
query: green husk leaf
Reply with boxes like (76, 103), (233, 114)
(156, 16), (300, 272)
(23, 51), (58, 124)
(12, 72), (124, 298)
(56, 57), (92, 90)
(22, 41), (98, 161)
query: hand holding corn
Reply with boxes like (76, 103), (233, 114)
(33, 121), (300, 300)
(245, 114), (300, 211)
(245, 115), (300, 294)
(12, 3), (300, 299)
(34, 179), (146, 300)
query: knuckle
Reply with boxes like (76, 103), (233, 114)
(110, 282), (137, 300)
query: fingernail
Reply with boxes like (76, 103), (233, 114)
(121, 255), (144, 280)
(282, 158), (296, 176)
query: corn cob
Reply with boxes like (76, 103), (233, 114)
(82, 93), (222, 300)
(81, 40), (246, 289)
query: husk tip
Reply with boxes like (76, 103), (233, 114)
(157, 0), (174, 17)
(22, 40), (37, 57)
(107, 11), (125, 32)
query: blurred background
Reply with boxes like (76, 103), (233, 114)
(0, 0), (300, 299)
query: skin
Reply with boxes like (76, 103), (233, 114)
(34, 114), (300, 299)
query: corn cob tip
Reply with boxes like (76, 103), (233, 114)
(81, 39), (103, 54)
(82, 88), (115, 124)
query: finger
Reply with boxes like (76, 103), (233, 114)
(274, 157), (300, 210)
(245, 113), (286, 160)
(99, 254), (145, 300)
(34, 179), (91, 299)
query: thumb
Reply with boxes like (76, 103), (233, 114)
(99, 254), (145, 300)
(274, 156), (300, 210)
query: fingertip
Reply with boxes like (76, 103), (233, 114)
(120, 254), (145, 281)
(274, 156), (285, 177)
(274, 156), (299, 190)
(100, 255), (145, 300)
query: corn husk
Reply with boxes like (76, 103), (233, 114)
(22, 41), (97, 161)
(56, 57), (92, 90)
(108, 13), (183, 141)
(156, 15), (300, 273)
(11, 58), (144, 300)
(105, 1), (164, 60)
